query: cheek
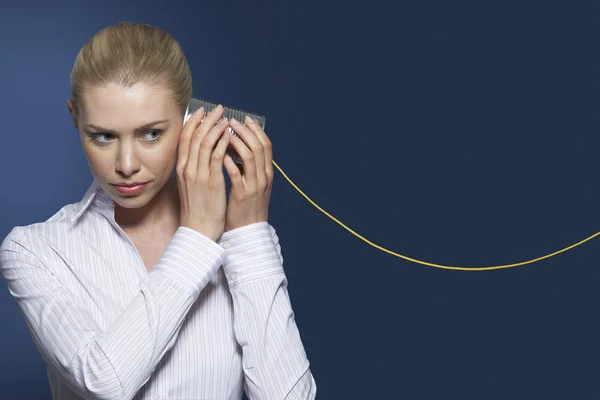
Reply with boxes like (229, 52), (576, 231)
(159, 136), (180, 161)
(141, 140), (179, 169)
(83, 146), (112, 174)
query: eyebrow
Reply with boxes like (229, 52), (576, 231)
(84, 119), (170, 134)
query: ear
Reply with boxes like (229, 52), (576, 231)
(66, 99), (79, 130)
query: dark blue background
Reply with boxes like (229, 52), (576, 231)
(1, 1), (598, 398)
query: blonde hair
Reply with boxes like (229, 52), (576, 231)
(70, 21), (192, 117)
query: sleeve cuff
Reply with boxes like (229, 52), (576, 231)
(152, 226), (227, 297)
(217, 222), (284, 290)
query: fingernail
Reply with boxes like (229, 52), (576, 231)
(230, 118), (239, 125)
(194, 106), (204, 115)
(245, 115), (254, 123)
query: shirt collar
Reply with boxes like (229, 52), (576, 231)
(70, 178), (115, 223)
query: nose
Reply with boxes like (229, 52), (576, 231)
(115, 139), (141, 177)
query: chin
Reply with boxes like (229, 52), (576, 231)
(113, 196), (149, 208)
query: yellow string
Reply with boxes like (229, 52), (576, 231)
(271, 159), (600, 271)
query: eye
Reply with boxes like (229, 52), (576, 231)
(87, 130), (163, 146)
(143, 129), (163, 142)
(90, 133), (114, 144)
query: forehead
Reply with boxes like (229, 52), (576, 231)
(81, 82), (177, 124)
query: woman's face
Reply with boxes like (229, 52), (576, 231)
(68, 81), (182, 209)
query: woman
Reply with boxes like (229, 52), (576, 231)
(0, 21), (316, 400)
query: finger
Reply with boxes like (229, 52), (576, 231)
(199, 118), (229, 177)
(244, 115), (274, 182)
(229, 118), (262, 189)
(209, 127), (231, 179)
(186, 106), (225, 179)
(228, 134), (257, 191)
(177, 107), (204, 168)
(224, 154), (243, 189)
(227, 132), (245, 176)
(203, 104), (225, 127)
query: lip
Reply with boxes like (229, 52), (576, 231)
(112, 182), (149, 195)
(113, 181), (148, 187)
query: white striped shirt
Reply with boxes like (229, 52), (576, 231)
(0, 178), (316, 400)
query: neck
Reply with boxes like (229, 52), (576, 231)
(114, 174), (180, 234)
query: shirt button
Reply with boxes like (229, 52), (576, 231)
(151, 394), (160, 400)
(229, 271), (238, 281)
(221, 241), (230, 249)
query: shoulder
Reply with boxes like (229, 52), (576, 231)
(1, 202), (81, 254)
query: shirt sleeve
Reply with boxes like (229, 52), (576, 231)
(0, 225), (226, 400)
(217, 222), (317, 399)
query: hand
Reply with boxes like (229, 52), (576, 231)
(222, 115), (274, 231)
(176, 104), (231, 241)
